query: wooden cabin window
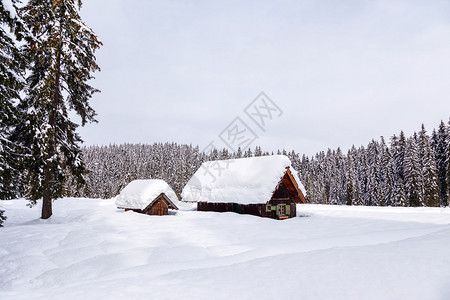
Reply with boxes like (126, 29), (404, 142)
(266, 205), (271, 212)
(277, 205), (285, 216)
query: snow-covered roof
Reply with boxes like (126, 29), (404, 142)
(181, 155), (306, 205)
(116, 179), (179, 210)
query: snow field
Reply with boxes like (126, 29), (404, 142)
(1, 199), (450, 299)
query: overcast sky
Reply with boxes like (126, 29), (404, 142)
(78, 0), (450, 156)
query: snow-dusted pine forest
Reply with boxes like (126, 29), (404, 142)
(59, 120), (449, 208)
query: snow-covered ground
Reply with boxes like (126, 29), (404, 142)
(1, 198), (450, 300)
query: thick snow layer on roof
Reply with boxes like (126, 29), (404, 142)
(115, 179), (179, 210)
(181, 155), (306, 204)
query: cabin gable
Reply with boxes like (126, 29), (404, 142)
(277, 167), (306, 204)
(145, 199), (168, 216)
(271, 180), (291, 200)
(122, 193), (178, 216)
(143, 193), (178, 215)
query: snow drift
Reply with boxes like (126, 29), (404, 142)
(1, 198), (450, 300)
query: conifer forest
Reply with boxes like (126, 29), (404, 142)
(67, 120), (449, 208)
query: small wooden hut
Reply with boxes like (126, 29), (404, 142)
(124, 193), (178, 215)
(181, 155), (307, 219)
(116, 179), (179, 216)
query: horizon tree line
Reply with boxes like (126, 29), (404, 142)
(300, 121), (449, 207)
(61, 120), (449, 209)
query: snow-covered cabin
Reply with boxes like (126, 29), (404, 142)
(116, 179), (178, 216)
(181, 155), (307, 219)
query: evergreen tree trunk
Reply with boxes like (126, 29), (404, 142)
(41, 18), (62, 219)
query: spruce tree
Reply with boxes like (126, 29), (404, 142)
(317, 151), (327, 204)
(433, 121), (449, 206)
(365, 140), (382, 206)
(447, 119), (450, 204)
(349, 146), (363, 205)
(254, 146), (262, 157)
(356, 146), (369, 206)
(235, 147), (242, 158)
(220, 148), (230, 160)
(0, 0), (25, 201)
(323, 149), (333, 204)
(16, 0), (101, 219)
(345, 151), (356, 205)
(404, 135), (422, 206)
(381, 138), (395, 206)
(244, 148), (253, 157)
(418, 124), (439, 206)
(390, 132), (407, 206)
(392, 132), (406, 185)
(336, 148), (346, 204)
(393, 179), (407, 207)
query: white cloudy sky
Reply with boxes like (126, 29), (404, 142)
(79, 0), (450, 156)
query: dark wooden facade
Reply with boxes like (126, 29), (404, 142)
(124, 193), (178, 216)
(197, 167), (306, 220)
